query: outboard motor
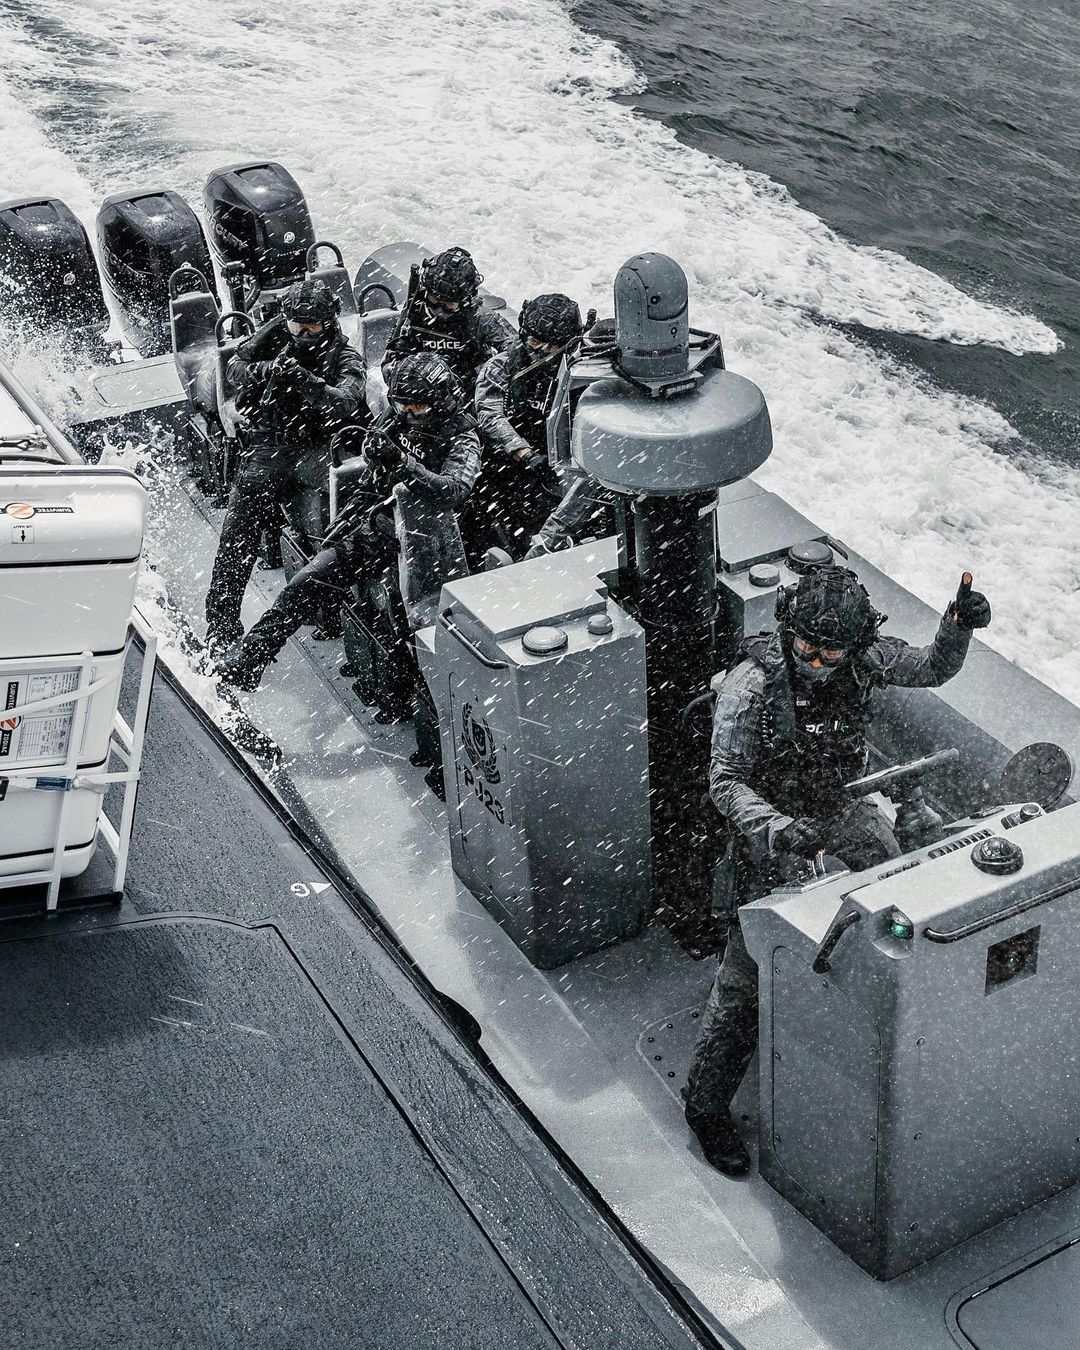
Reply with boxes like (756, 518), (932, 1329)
(96, 189), (214, 357)
(0, 197), (111, 358)
(203, 162), (314, 321)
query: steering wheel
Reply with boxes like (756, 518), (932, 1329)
(844, 748), (959, 801)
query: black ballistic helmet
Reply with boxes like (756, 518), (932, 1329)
(519, 293), (583, 345)
(420, 246), (482, 304)
(776, 565), (883, 649)
(282, 277), (339, 325)
(389, 352), (464, 415)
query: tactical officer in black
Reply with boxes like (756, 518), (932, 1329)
(216, 353), (481, 691)
(684, 564), (992, 1177)
(204, 278), (366, 651)
(381, 246), (514, 393)
(473, 293), (584, 556)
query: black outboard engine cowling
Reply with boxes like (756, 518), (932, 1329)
(96, 189), (214, 357)
(0, 196), (110, 343)
(203, 162), (315, 316)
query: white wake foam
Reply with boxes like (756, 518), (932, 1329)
(1, 0), (1078, 704)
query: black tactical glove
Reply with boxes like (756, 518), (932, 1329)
(285, 360), (324, 401)
(518, 449), (547, 475)
(357, 501), (399, 556)
(950, 572), (991, 630)
(773, 817), (827, 859)
(365, 431), (404, 468)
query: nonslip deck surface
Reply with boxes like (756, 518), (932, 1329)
(0, 919), (553, 1350)
(0, 666), (713, 1350)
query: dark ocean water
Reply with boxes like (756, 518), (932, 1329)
(572, 0), (1080, 461)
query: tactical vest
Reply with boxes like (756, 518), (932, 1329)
(390, 296), (485, 385)
(375, 409), (475, 475)
(741, 633), (877, 817)
(503, 342), (557, 453)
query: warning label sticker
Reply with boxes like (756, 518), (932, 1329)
(0, 668), (84, 766)
(0, 503), (75, 519)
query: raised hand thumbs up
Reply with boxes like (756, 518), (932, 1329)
(951, 572), (991, 630)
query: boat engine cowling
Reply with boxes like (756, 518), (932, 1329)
(96, 189), (214, 357)
(203, 161), (315, 317)
(0, 196), (110, 342)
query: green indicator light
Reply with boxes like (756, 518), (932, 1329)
(889, 910), (914, 940)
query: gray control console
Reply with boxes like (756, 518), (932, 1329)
(741, 800), (1080, 1278)
(425, 539), (652, 969)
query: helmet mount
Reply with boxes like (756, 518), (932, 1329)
(419, 246), (482, 306)
(775, 565), (884, 651)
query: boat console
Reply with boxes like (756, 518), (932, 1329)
(744, 798), (1080, 1277)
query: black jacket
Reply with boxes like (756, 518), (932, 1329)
(710, 617), (972, 854)
(474, 342), (563, 458)
(362, 408), (482, 510)
(229, 314), (367, 449)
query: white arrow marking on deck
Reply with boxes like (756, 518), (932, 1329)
(310, 882), (331, 894)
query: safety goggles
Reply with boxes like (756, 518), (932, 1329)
(393, 401), (432, 416)
(427, 294), (461, 313)
(792, 636), (848, 667)
(287, 318), (324, 335)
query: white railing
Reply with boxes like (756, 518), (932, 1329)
(0, 608), (157, 910)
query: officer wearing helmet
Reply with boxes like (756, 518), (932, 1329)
(472, 293), (585, 555)
(684, 563), (992, 1177)
(216, 352), (480, 691)
(204, 277), (366, 652)
(381, 246), (514, 392)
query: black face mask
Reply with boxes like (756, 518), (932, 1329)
(792, 652), (837, 686)
(519, 336), (556, 368)
(407, 412), (435, 429)
(290, 327), (331, 358)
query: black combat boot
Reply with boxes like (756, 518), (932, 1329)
(216, 637), (274, 692)
(205, 621), (245, 660)
(686, 1109), (752, 1178)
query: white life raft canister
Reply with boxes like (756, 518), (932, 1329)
(0, 464), (146, 879)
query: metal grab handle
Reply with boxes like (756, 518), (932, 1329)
(924, 876), (1080, 944)
(306, 239), (344, 271)
(812, 909), (862, 973)
(356, 282), (397, 313)
(168, 264), (213, 300)
(215, 311), (256, 344)
(438, 608), (507, 671)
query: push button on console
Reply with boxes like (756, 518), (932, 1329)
(522, 625), (568, 655)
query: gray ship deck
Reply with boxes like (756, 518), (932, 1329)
(0, 662), (715, 1350)
(140, 471), (1080, 1350)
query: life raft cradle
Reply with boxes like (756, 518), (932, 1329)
(0, 609), (157, 911)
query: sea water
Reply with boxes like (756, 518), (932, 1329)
(0, 0), (1076, 701)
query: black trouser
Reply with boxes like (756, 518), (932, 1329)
(684, 799), (901, 1127)
(204, 447), (316, 644)
(239, 544), (355, 666)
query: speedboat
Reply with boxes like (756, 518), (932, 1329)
(3, 160), (1080, 1350)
